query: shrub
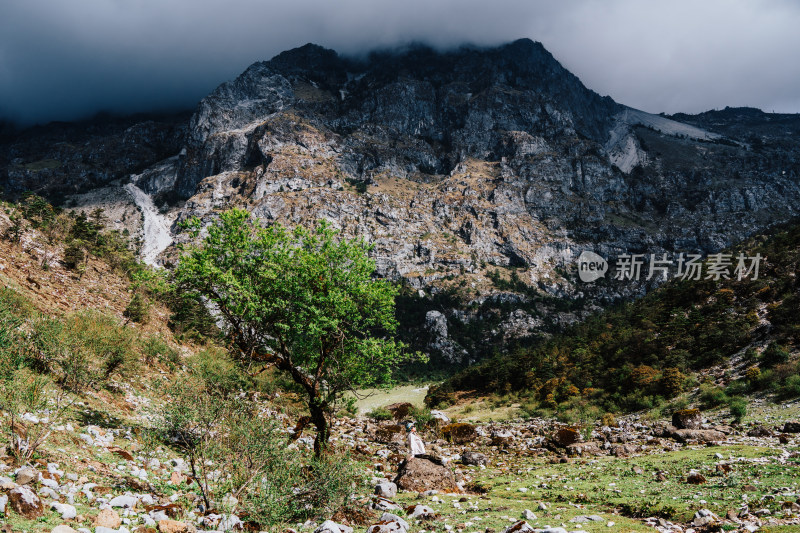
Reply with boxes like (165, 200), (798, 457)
(141, 335), (179, 366)
(699, 384), (728, 408)
(425, 384), (455, 408)
(727, 397), (747, 423)
(123, 292), (150, 324)
(409, 405), (434, 426)
(600, 412), (619, 427)
(658, 367), (685, 398)
(0, 367), (72, 464)
(367, 407), (393, 421)
(777, 374), (800, 400)
(62, 243), (85, 270)
(745, 366), (761, 383)
(188, 347), (249, 397)
(29, 311), (137, 391)
(761, 342), (790, 368)
(340, 396), (358, 417)
(159, 379), (363, 527)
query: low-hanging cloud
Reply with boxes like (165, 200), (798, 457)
(1, 0), (799, 126)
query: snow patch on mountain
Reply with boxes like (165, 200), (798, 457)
(606, 107), (722, 173)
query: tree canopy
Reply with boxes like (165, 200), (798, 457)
(175, 208), (421, 454)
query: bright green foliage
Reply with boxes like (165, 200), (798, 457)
(728, 396), (747, 423)
(175, 208), (422, 453)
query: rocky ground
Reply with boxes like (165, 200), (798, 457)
(3, 392), (800, 533)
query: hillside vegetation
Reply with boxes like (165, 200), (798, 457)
(428, 220), (800, 415)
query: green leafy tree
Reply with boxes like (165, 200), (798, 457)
(175, 208), (422, 455)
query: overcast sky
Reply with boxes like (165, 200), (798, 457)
(1, 0), (799, 126)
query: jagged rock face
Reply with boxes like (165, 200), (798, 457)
(4, 40), (800, 364)
(0, 113), (188, 199)
(175, 40), (619, 198)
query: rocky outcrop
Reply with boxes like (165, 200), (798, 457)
(393, 457), (460, 493)
(8, 485), (44, 519)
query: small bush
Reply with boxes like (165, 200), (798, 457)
(341, 396), (358, 417)
(761, 342), (790, 368)
(777, 374), (800, 400)
(409, 405), (434, 426)
(188, 347), (249, 397)
(367, 406), (393, 421)
(0, 368), (72, 463)
(699, 384), (728, 408)
(62, 243), (85, 270)
(727, 396), (747, 423)
(600, 412), (619, 427)
(124, 292), (150, 323)
(141, 335), (179, 366)
(745, 366), (761, 383)
(159, 380), (363, 528)
(29, 311), (137, 391)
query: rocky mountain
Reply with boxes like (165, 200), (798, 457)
(2, 39), (800, 366)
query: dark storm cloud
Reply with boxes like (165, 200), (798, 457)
(1, 0), (799, 126)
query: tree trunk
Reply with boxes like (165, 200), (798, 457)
(309, 397), (330, 457)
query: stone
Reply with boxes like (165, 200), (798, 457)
(170, 471), (185, 485)
(461, 451), (487, 466)
(551, 428), (581, 447)
(95, 527), (119, 533)
(747, 425), (773, 437)
(158, 520), (194, 533)
(430, 411), (450, 424)
(374, 425), (406, 445)
(109, 495), (138, 508)
(15, 467), (37, 485)
(379, 513), (409, 532)
(522, 510), (537, 520)
(441, 423), (478, 445)
(407, 504), (436, 519)
(490, 429), (514, 447)
(501, 521), (535, 533)
(371, 497), (401, 511)
(672, 409), (703, 430)
(366, 522), (405, 533)
(393, 457), (460, 493)
(571, 515), (603, 523)
(686, 473), (707, 484)
(9, 485), (44, 519)
(566, 442), (603, 456)
(41, 477), (59, 489)
(109, 447), (135, 461)
(612, 444), (638, 457)
(314, 520), (353, 533)
(51, 502), (77, 520)
(96, 508), (123, 528)
(52, 526), (80, 533)
(671, 429), (725, 443)
(385, 403), (414, 421)
(375, 481), (397, 498)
